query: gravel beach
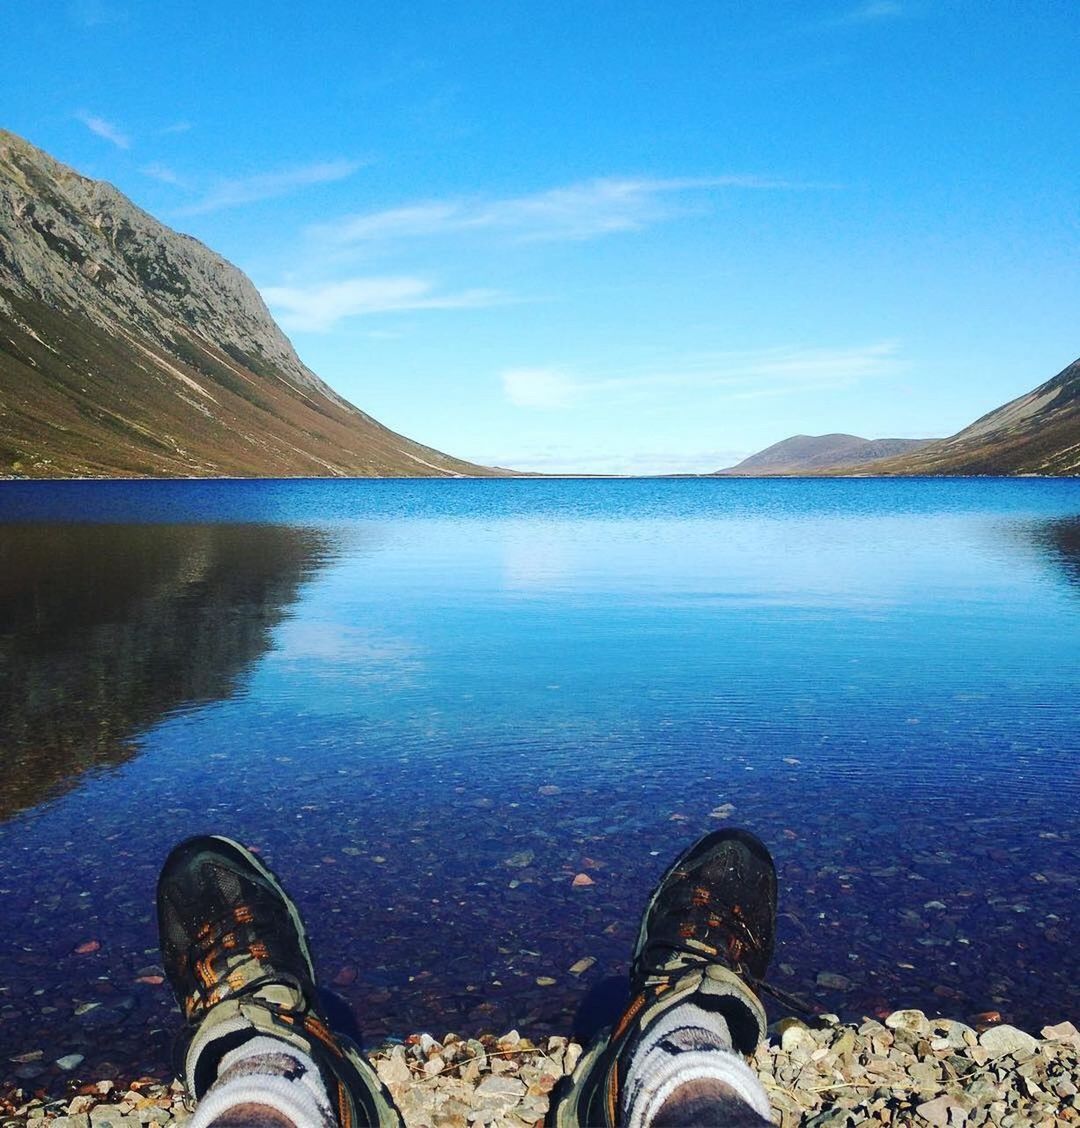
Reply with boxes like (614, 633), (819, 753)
(4, 1012), (1077, 1127)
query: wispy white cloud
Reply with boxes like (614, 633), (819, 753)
(75, 111), (130, 149)
(178, 159), (362, 215)
(501, 368), (581, 410)
(141, 162), (184, 186)
(68, 0), (126, 27)
(500, 343), (901, 410)
(314, 175), (799, 246)
(160, 121), (192, 135)
(261, 276), (501, 332)
(836, 1), (905, 25)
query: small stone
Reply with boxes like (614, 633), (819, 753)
(571, 873), (594, 887)
(56, 1054), (85, 1071)
(567, 957), (596, 977)
(780, 1020), (815, 1053)
(74, 939), (101, 955)
(10, 1049), (44, 1062)
(537, 785), (561, 796)
(474, 1074), (526, 1099)
(535, 976), (557, 987)
(979, 1024), (1038, 1060)
(504, 850), (535, 869)
(376, 1046), (412, 1085)
(816, 971), (852, 991)
(1042, 1020), (1080, 1049)
(885, 1009), (930, 1035)
(332, 965), (358, 987)
(916, 1095), (963, 1126)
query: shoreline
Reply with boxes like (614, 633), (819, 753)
(4, 1011), (1077, 1127)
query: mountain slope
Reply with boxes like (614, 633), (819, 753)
(716, 433), (934, 475)
(0, 129), (494, 477)
(867, 358), (1080, 476)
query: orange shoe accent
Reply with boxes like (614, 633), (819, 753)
(606, 1062), (619, 1124)
(234, 905), (254, 924)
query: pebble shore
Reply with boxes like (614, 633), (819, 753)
(3, 1012), (1077, 1127)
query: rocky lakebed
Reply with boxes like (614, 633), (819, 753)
(3, 1011), (1078, 1127)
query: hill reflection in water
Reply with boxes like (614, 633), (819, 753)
(0, 522), (333, 820)
(1035, 515), (1080, 588)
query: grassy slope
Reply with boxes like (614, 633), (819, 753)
(0, 290), (497, 477)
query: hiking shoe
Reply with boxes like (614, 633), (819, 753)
(157, 834), (402, 1127)
(547, 828), (777, 1127)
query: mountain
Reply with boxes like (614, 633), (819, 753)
(715, 433), (934, 475)
(0, 129), (495, 477)
(866, 358), (1080, 476)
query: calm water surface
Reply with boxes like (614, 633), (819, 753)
(0, 478), (1077, 1087)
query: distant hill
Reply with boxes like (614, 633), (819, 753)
(867, 358), (1080, 476)
(715, 433), (934, 475)
(0, 129), (495, 478)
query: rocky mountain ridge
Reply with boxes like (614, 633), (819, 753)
(0, 128), (494, 477)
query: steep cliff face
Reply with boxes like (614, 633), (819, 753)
(0, 129), (494, 477)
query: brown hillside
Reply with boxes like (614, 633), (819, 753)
(0, 129), (497, 478)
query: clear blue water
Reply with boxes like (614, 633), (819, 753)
(0, 478), (1077, 1087)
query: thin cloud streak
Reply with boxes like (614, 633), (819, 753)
(179, 159), (362, 215)
(501, 368), (580, 409)
(75, 111), (130, 149)
(141, 162), (184, 186)
(314, 175), (802, 246)
(262, 276), (502, 332)
(835, 1), (906, 25)
(500, 343), (901, 410)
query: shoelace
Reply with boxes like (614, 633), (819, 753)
(640, 914), (815, 1017)
(182, 910), (294, 1008)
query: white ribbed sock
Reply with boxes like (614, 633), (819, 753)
(622, 1002), (773, 1128)
(189, 1034), (338, 1128)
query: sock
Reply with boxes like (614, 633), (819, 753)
(188, 1034), (339, 1128)
(621, 1001), (774, 1128)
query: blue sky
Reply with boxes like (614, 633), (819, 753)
(3, 1), (1077, 472)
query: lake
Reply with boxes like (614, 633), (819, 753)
(0, 477), (1077, 1087)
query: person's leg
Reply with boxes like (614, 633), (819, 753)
(547, 828), (777, 1127)
(157, 835), (403, 1128)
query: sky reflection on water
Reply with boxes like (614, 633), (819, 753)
(0, 478), (1077, 1087)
